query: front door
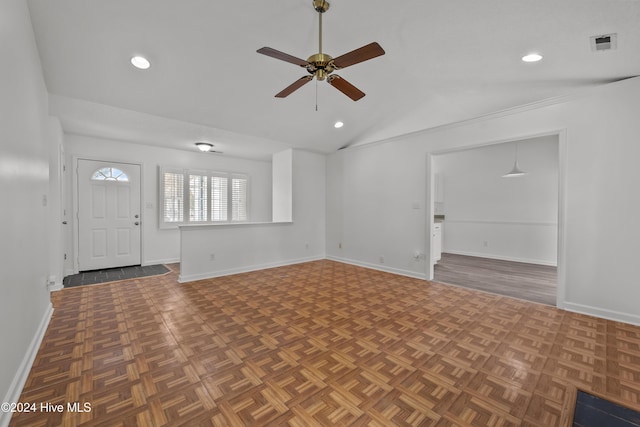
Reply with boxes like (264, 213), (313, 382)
(77, 159), (141, 271)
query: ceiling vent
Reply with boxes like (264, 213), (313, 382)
(590, 33), (617, 51)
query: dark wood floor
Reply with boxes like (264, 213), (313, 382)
(434, 253), (557, 306)
(11, 260), (640, 426)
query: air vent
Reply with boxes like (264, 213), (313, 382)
(591, 33), (617, 51)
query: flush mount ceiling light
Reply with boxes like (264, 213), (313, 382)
(334, 121), (344, 128)
(130, 56), (151, 69)
(195, 142), (213, 152)
(522, 53), (543, 63)
(502, 143), (527, 178)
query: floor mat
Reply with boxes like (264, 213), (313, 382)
(573, 391), (640, 426)
(63, 264), (169, 288)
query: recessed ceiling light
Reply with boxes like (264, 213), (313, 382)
(334, 121), (344, 129)
(130, 56), (151, 69)
(195, 142), (213, 152)
(522, 53), (543, 63)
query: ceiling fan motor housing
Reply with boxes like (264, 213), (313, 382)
(307, 53), (335, 80)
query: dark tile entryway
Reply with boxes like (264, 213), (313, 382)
(63, 264), (169, 288)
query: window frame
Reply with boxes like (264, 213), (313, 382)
(159, 167), (250, 229)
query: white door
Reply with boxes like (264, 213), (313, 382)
(77, 160), (141, 271)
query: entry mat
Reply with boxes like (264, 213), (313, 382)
(573, 391), (640, 427)
(63, 264), (169, 288)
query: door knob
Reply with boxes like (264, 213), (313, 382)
(134, 221), (140, 226)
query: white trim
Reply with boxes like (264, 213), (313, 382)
(555, 129), (569, 311)
(426, 153), (435, 280)
(326, 255), (427, 280)
(562, 302), (640, 327)
(48, 282), (64, 292)
(0, 304), (53, 427)
(443, 219), (557, 227)
(178, 255), (325, 283)
(443, 250), (557, 267)
(142, 257), (180, 266)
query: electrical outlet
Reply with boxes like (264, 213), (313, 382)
(483, 241), (489, 247)
(379, 256), (385, 264)
(305, 243), (309, 249)
(338, 243), (342, 249)
(210, 254), (215, 261)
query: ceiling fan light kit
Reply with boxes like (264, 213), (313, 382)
(257, 0), (385, 101)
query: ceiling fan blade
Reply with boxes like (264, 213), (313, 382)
(327, 75), (366, 101)
(275, 76), (313, 98)
(257, 47), (309, 67)
(332, 42), (385, 69)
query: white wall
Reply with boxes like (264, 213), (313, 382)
(63, 134), (272, 272)
(0, 0), (55, 423)
(179, 149), (326, 281)
(435, 136), (558, 265)
(272, 149), (293, 222)
(327, 77), (640, 325)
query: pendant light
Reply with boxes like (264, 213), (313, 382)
(502, 142), (527, 178)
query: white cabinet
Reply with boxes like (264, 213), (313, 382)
(433, 223), (442, 263)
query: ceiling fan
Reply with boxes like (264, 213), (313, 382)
(257, 0), (385, 101)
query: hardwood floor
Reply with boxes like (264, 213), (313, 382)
(434, 253), (557, 306)
(10, 260), (640, 426)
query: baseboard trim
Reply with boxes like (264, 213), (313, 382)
(143, 258), (180, 267)
(178, 256), (325, 283)
(444, 250), (557, 267)
(561, 302), (640, 326)
(48, 282), (64, 292)
(0, 303), (53, 427)
(326, 256), (427, 280)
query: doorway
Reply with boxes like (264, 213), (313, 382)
(76, 159), (141, 271)
(428, 134), (561, 305)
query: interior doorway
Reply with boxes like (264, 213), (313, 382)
(76, 159), (141, 271)
(428, 134), (561, 305)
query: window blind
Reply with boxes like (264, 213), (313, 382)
(160, 167), (249, 227)
(163, 171), (184, 223)
(211, 176), (228, 222)
(189, 173), (208, 222)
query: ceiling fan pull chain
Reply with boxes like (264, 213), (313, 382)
(315, 78), (319, 111)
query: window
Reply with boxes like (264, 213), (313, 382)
(91, 167), (129, 182)
(160, 167), (249, 227)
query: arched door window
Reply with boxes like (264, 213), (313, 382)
(91, 167), (129, 182)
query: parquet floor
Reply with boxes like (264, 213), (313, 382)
(10, 260), (640, 426)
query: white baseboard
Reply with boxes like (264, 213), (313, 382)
(561, 302), (640, 326)
(0, 303), (53, 427)
(444, 250), (557, 267)
(143, 257), (180, 266)
(178, 256), (325, 283)
(326, 255), (427, 280)
(48, 282), (64, 292)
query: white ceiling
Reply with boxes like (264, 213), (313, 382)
(27, 0), (640, 160)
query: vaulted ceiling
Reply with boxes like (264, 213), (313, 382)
(27, 0), (640, 160)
